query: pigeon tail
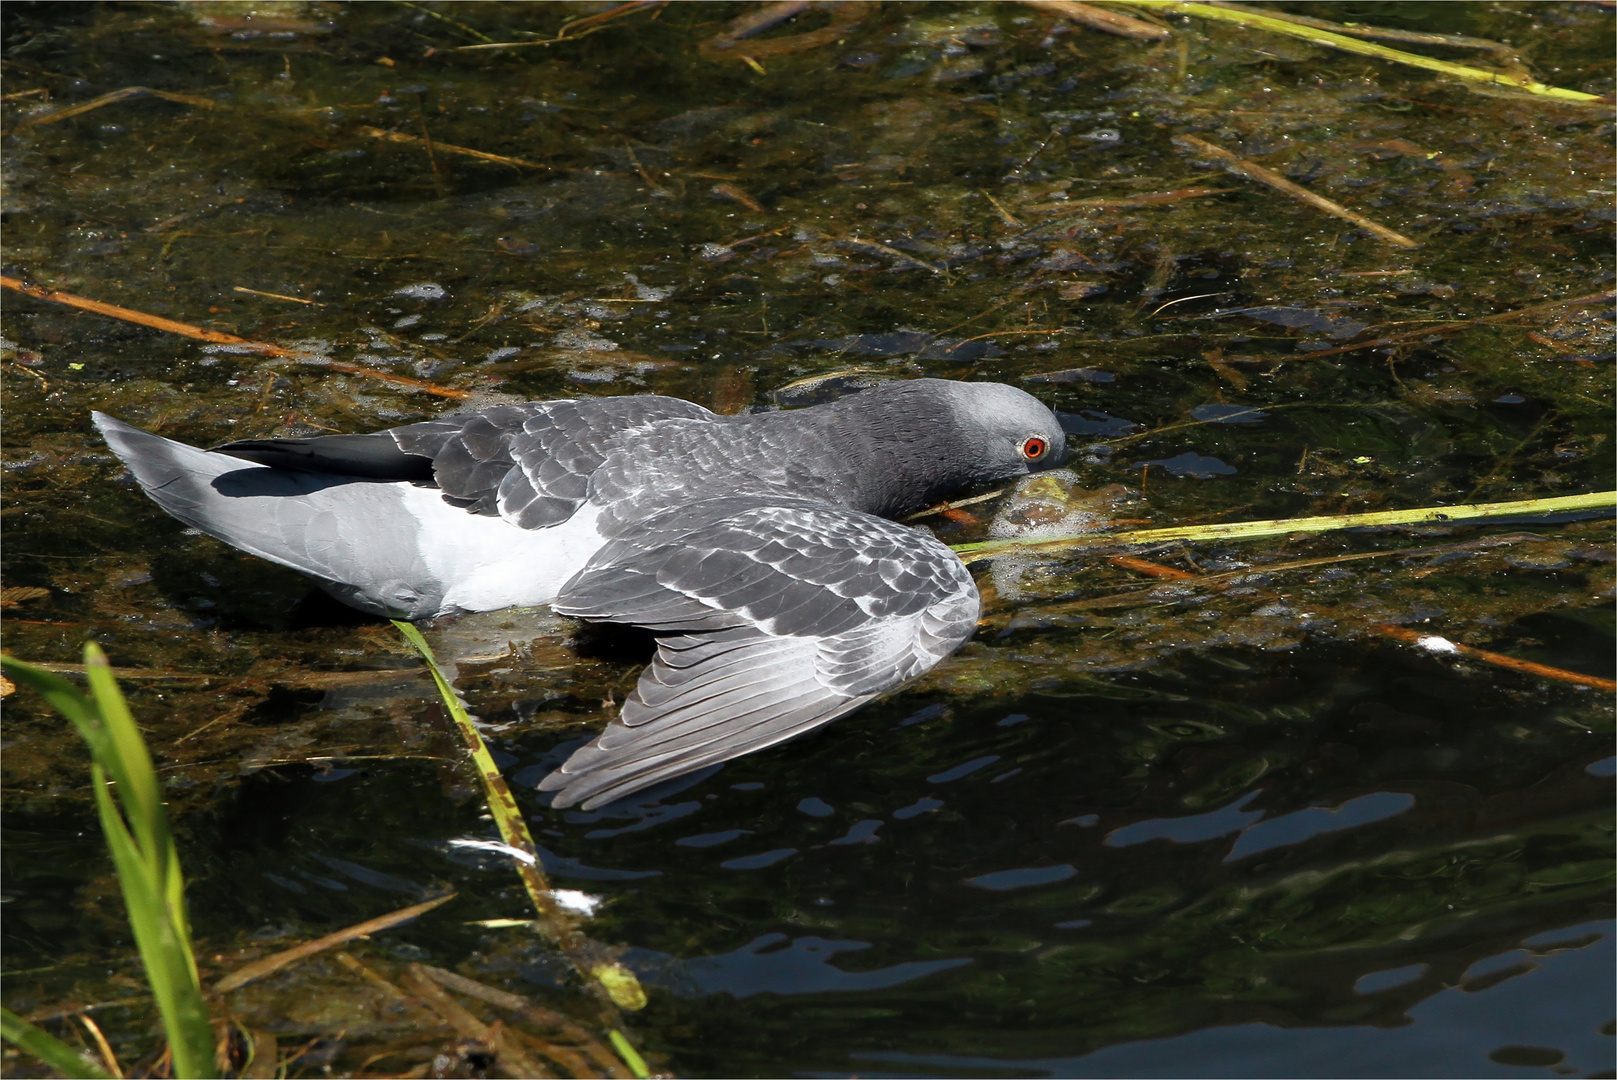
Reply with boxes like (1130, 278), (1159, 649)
(94, 413), (448, 618)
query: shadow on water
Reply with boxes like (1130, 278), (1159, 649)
(1, 1), (1612, 1076)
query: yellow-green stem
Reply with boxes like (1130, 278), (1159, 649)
(392, 621), (651, 1028)
(1108, 1), (1604, 101)
(952, 491), (1615, 556)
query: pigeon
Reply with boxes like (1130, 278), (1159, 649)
(93, 378), (1066, 808)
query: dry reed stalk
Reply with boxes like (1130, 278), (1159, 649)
(1171, 135), (1419, 247)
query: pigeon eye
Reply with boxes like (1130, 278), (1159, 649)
(1020, 436), (1048, 461)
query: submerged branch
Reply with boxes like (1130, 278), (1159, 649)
(0, 276), (471, 399)
(1022, 0), (1170, 40)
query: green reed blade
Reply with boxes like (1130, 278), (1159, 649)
(392, 620), (650, 1019)
(0, 649), (216, 1078)
(83, 646), (196, 956)
(952, 490), (1617, 556)
(0, 1007), (116, 1080)
(1110, 1), (1603, 101)
(609, 1029), (652, 1079)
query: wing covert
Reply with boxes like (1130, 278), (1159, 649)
(541, 498), (980, 808)
(390, 396), (715, 529)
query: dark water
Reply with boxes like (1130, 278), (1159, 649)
(2, 3), (1612, 1077)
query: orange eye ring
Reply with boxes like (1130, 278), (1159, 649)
(1021, 436), (1048, 461)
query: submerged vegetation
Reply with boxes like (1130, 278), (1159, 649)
(1, 1), (1612, 1077)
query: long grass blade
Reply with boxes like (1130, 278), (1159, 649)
(84, 648), (190, 947)
(90, 768), (208, 1078)
(392, 621), (653, 1068)
(0, 650), (216, 1078)
(0, 1008), (116, 1080)
(952, 490), (1616, 556)
(1109, 1), (1604, 101)
(609, 1030), (652, 1079)
(391, 623), (649, 1009)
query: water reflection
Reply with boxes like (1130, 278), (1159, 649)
(634, 933), (974, 1000)
(849, 922), (1612, 1078)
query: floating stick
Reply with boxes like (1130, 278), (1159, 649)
(1, 276), (470, 398)
(1022, 0), (1170, 40)
(1371, 624), (1616, 692)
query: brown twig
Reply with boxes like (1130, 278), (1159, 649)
(2, 275), (470, 398)
(1022, 0), (1171, 40)
(214, 893), (455, 993)
(712, 182), (765, 213)
(76, 1014), (124, 1079)
(326, 360), (470, 399)
(958, 328), (1065, 344)
(400, 966), (553, 1080)
(1108, 555), (1198, 579)
(985, 531), (1617, 695)
(1172, 134), (1418, 247)
(621, 140), (665, 194)
(357, 126), (551, 171)
(981, 190), (1026, 229)
(1, 275), (292, 354)
(416, 966), (630, 1079)
(1371, 624), (1617, 692)
(232, 286), (325, 306)
(1023, 186), (1232, 211)
(454, 0), (666, 50)
(418, 115), (448, 198)
(16, 86), (222, 127)
(713, 225), (792, 251)
(834, 237), (944, 274)
(701, 1), (870, 60)
(1281, 289), (1617, 361)
(988, 534), (1538, 615)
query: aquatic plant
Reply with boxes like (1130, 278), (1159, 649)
(393, 620), (652, 1078)
(1, 645), (215, 1079)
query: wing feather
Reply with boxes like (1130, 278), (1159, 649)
(540, 498), (979, 809)
(389, 396), (714, 528)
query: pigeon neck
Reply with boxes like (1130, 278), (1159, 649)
(818, 387), (983, 518)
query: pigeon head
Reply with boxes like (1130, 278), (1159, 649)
(821, 378), (1067, 516)
(942, 380), (1068, 482)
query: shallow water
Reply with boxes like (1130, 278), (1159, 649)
(2, 3), (1612, 1077)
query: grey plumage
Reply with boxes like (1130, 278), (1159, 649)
(95, 379), (1067, 809)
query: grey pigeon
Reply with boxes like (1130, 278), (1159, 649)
(94, 379), (1065, 808)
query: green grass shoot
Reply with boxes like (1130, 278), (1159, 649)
(0, 1009), (115, 1080)
(1, 645), (217, 1079)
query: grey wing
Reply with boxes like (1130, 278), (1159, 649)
(391, 396), (715, 528)
(541, 498), (981, 809)
(214, 396), (716, 531)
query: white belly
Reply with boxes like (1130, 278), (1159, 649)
(399, 487), (607, 615)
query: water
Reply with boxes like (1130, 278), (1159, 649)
(2, 3), (1611, 1076)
